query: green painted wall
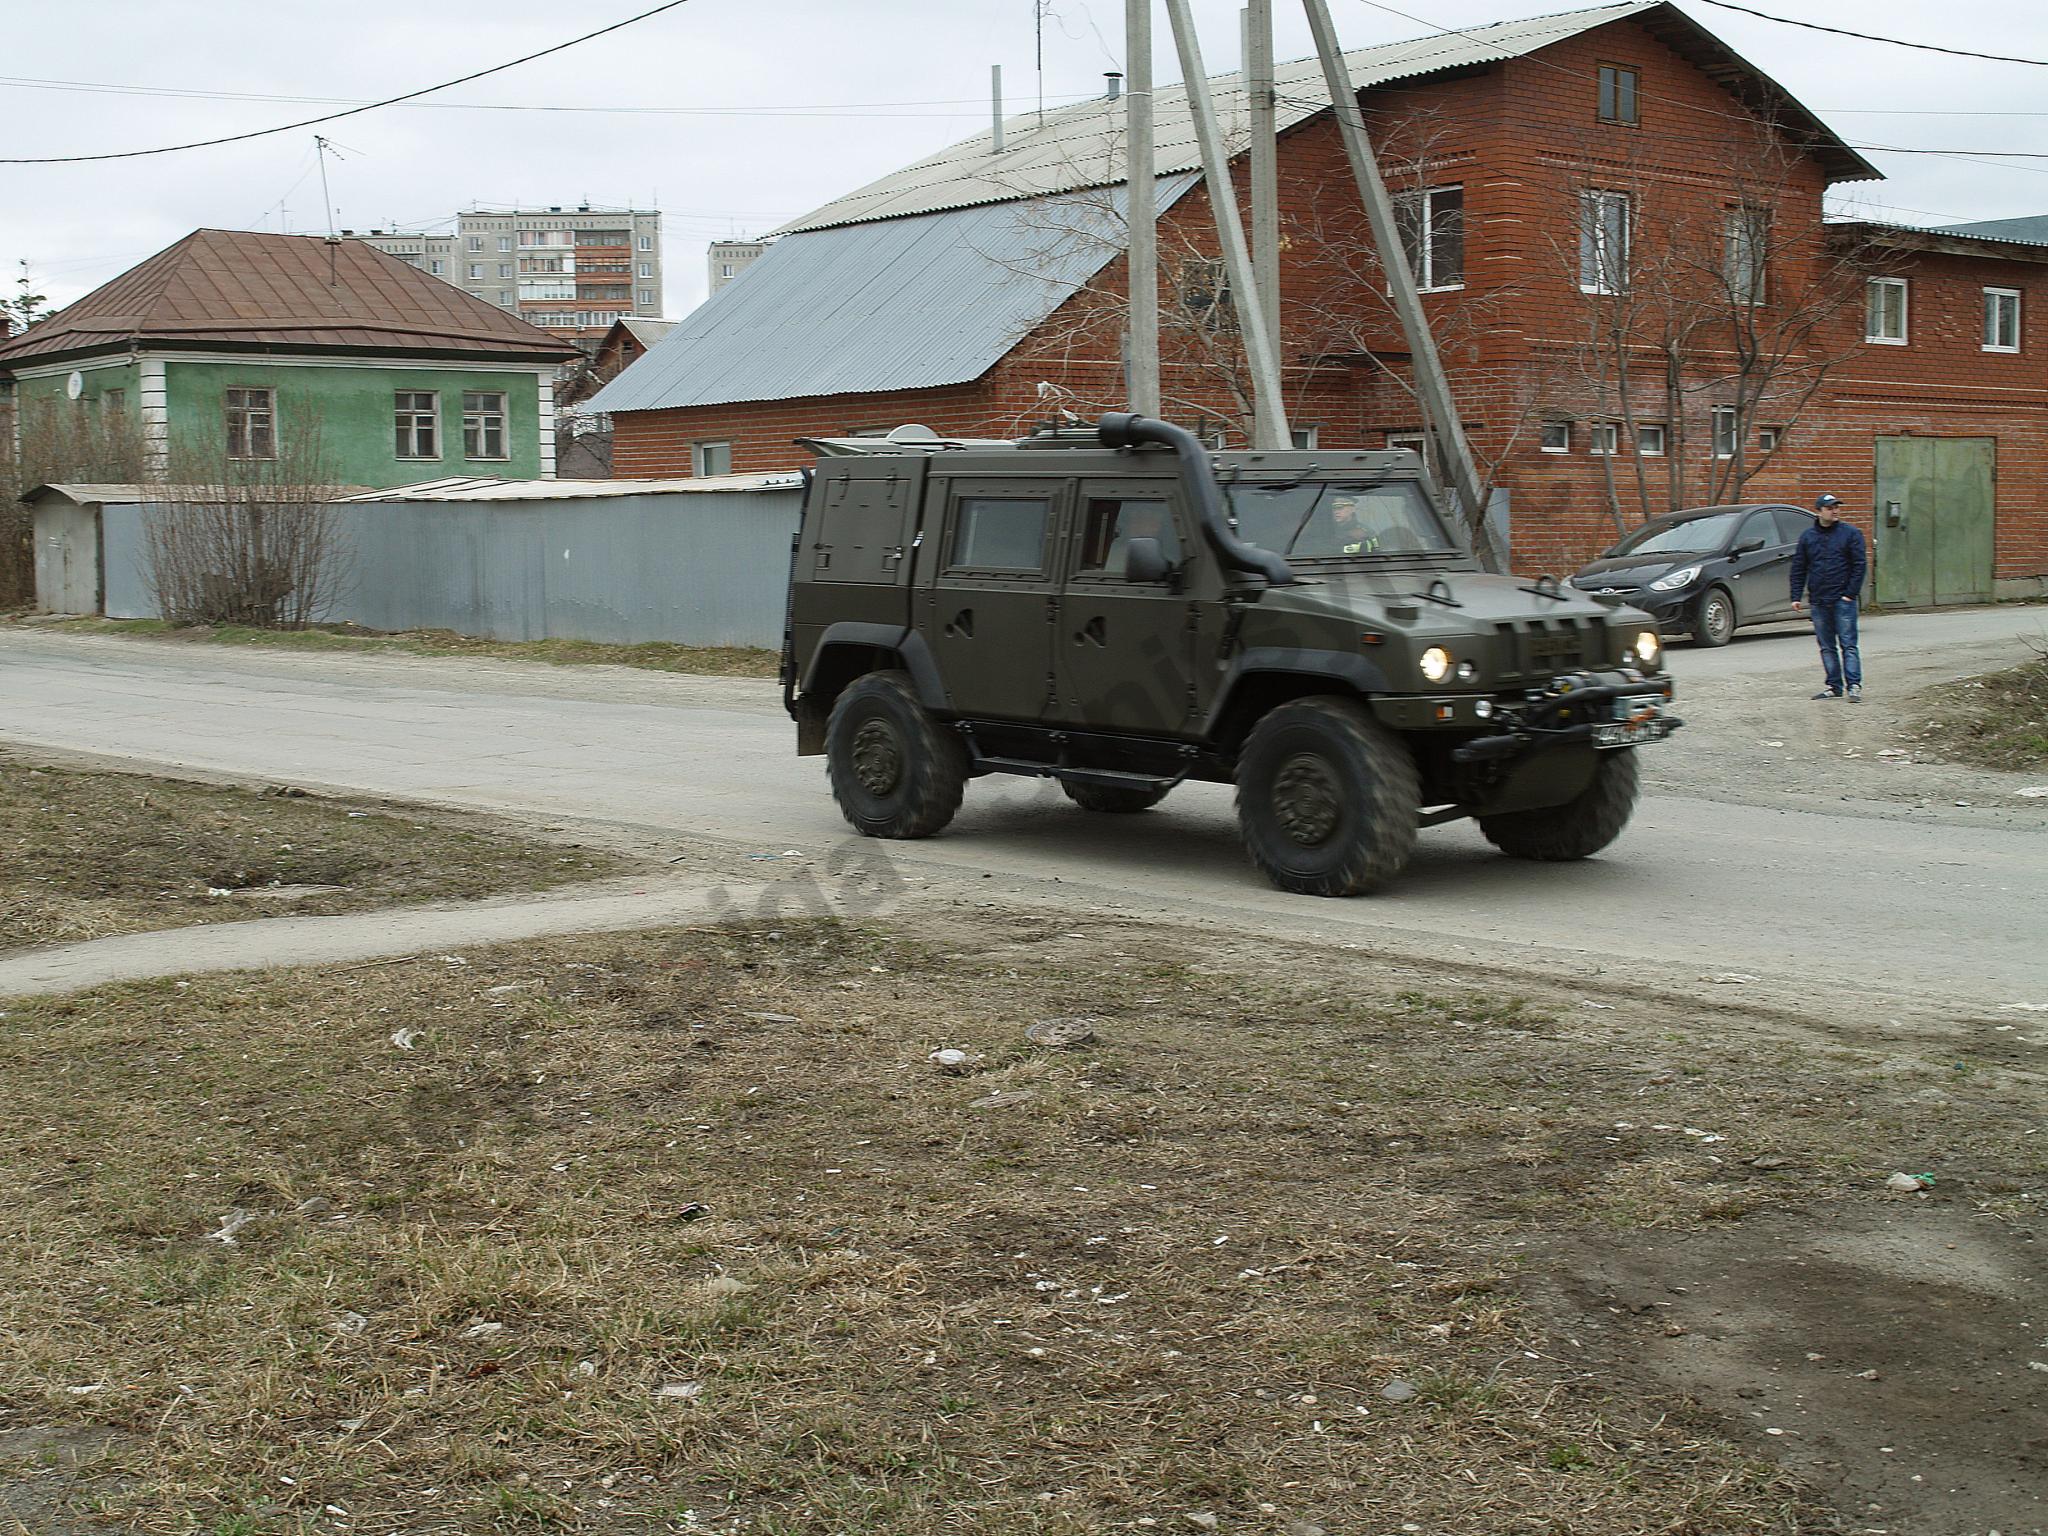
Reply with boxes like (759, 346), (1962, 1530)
(163, 359), (546, 487)
(11, 361), (140, 409)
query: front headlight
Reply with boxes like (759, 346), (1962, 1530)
(1633, 630), (1661, 667)
(1419, 646), (1452, 684)
(1650, 564), (1701, 592)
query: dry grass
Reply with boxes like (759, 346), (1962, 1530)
(11, 911), (2040, 1533)
(40, 618), (780, 679)
(1905, 652), (2048, 771)
(0, 758), (621, 952)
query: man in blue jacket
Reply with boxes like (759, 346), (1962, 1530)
(1790, 493), (1868, 701)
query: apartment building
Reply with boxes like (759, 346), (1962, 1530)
(707, 240), (768, 295)
(359, 206), (663, 350)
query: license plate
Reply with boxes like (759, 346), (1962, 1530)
(1593, 715), (1674, 749)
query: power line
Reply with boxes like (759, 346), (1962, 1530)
(0, 0), (699, 165)
(1687, 0), (2048, 68)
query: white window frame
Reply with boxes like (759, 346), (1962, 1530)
(1392, 184), (1465, 293)
(1635, 423), (1666, 456)
(1865, 277), (1908, 345)
(639, 262), (654, 278)
(1291, 425), (1320, 449)
(1983, 287), (2021, 353)
(637, 288), (654, 306)
(1587, 421), (1618, 456)
(1579, 190), (1630, 295)
(1385, 431), (1425, 455)
(1539, 421), (1570, 454)
(1758, 426), (1781, 453)
(637, 235), (653, 251)
(224, 386), (277, 461)
(692, 440), (733, 477)
(429, 259), (444, 275)
(719, 264), (734, 278)
(1724, 205), (1768, 306)
(462, 391), (508, 461)
(395, 390), (440, 460)
(1710, 407), (1738, 460)
(466, 237), (482, 252)
(497, 236), (511, 252)
(467, 263), (483, 281)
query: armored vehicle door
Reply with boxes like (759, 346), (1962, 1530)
(916, 477), (1065, 722)
(1054, 479), (1198, 735)
(807, 458), (926, 595)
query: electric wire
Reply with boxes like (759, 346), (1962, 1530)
(1687, 0), (2048, 68)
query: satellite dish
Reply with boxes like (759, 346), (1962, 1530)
(65, 370), (84, 400)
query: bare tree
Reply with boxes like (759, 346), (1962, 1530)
(1, 392), (150, 607)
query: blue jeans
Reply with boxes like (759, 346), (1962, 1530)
(1810, 596), (1862, 694)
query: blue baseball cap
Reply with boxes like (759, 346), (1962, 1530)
(1814, 494), (1841, 510)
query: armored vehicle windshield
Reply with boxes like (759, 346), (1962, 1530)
(1227, 478), (1456, 561)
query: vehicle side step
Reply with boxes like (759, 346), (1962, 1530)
(969, 756), (1181, 792)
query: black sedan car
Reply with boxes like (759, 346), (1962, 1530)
(1569, 503), (1816, 647)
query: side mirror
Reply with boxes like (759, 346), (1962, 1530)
(1732, 537), (1765, 555)
(1124, 536), (1171, 584)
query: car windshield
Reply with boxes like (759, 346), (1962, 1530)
(1609, 510), (1743, 557)
(1226, 479), (1454, 560)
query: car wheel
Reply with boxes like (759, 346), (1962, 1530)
(1061, 780), (1170, 813)
(1694, 585), (1736, 647)
(824, 670), (967, 838)
(1235, 697), (1419, 896)
(1478, 748), (1640, 861)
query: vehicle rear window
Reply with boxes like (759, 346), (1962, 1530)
(950, 496), (1052, 572)
(1773, 507), (1814, 545)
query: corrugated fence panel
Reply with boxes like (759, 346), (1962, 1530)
(98, 489), (803, 648)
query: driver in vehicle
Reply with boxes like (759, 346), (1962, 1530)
(1330, 494), (1385, 555)
(1110, 502), (1179, 575)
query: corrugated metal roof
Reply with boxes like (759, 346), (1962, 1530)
(0, 229), (582, 369)
(1935, 214), (2048, 249)
(587, 177), (1195, 416)
(338, 474), (801, 502)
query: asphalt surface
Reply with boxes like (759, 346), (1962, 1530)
(3, 608), (2045, 1013)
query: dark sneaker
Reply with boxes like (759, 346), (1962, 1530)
(1811, 689), (1840, 700)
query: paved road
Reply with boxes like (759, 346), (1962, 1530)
(3, 610), (2045, 1011)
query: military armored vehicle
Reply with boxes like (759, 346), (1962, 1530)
(781, 413), (1677, 895)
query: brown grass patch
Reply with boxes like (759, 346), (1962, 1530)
(1905, 650), (2048, 770)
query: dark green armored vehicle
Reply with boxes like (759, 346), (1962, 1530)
(781, 413), (1677, 896)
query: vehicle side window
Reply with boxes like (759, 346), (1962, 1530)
(1738, 509), (1777, 549)
(1075, 497), (1181, 576)
(950, 495), (1052, 573)
(1773, 507), (1814, 545)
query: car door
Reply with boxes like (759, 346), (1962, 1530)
(916, 477), (1064, 723)
(1725, 507), (1792, 624)
(1054, 479), (1195, 735)
(1769, 507), (1817, 618)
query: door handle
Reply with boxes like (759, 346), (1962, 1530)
(1073, 615), (1107, 646)
(945, 608), (974, 638)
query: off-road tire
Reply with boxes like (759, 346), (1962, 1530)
(1693, 585), (1736, 648)
(825, 670), (968, 838)
(1060, 780), (1170, 814)
(1478, 748), (1640, 861)
(1234, 697), (1420, 897)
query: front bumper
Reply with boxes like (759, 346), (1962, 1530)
(1442, 669), (1681, 765)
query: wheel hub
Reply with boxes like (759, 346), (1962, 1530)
(1271, 752), (1343, 846)
(850, 718), (904, 795)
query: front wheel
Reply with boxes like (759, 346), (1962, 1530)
(1061, 780), (1170, 814)
(1478, 749), (1640, 861)
(1235, 697), (1420, 896)
(1693, 585), (1736, 647)
(824, 671), (967, 838)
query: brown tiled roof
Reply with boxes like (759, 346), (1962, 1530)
(0, 229), (582, 369)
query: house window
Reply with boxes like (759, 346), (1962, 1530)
(463, 391), (507, 459)
(1758, 426), (1782, 453)
(1636, 423), (1666, 456)
(395, 391), (439, 458)
(224, 386), (276, 460)
(1385, 431), (1425, 455)
(430, 258), (444, 275)
(1539, 421), (1570, 453)
(1866, 277), (1908, 343)
(637, 288), (654, 305)
(103, 388), (127, 415)
(692, 440), (732, 477)
(638, 235), (653, 251)
(467, 237), (483, 252)
(1711, 407), (1738, 459)
(1579, 191), (1630, 294)
(467, 263), (483, 281)
(1587, 421), (1618, 455)
(720, 264), (734, 278)
(1291, 425), (1320, 449)
(1984, 287), (2021, 352)
(500, 292), (513, 306)
(1393, 184), (1464, 291)
(1180, 258), (1232, 328)
(1597, 64), (1638, 125)
(639, 262), (654, 278)
(498, 263), (513, 279)
(498, 236), (511, 252)
(1724, 205), (1768, 305)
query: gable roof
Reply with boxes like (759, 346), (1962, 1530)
(1934, 214), (2048, 249)
(0, 229), (582, 370)
(779, 0), (1874, 236)
(586, 178), (1195, 416)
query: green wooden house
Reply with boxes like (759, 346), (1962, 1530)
(0, 229), (581, 486)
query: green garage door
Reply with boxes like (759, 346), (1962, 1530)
(1872, 436), (1995, 607)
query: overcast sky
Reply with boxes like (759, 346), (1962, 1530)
(7, 0), (2047, 316)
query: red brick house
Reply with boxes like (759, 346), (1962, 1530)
(590, 0), (2047, 602)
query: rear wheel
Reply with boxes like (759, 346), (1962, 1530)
(1235, 697), (1419, 896)
(1478, 749), (1640, 861)
(825, 670), (967, 838)
(1694, 585), (1736, 647)
(1061, 780), (1170, 814)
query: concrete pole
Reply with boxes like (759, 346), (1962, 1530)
(991, 65), (1005, 155)
(1299, 0), (1500, 569)
(1162, 0), (1290, 449)
(1125, 0), (1160, 416)
(1244, 0), (1281, 397)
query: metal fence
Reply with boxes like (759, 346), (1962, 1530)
(96, 482), (804, 648)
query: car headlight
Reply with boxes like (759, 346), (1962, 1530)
(1633, 630), (1661, 667)
(1419, 646), (1452, 684)
(1649, 564), (1701, 592)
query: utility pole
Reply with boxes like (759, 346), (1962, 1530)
(991, 65), (1006, 154)
(1243, 1), (1280, 370)
(1299, 0), (1499, 568)
(1125, 0), (1159, 415)
(1163, 0), (1289, 449)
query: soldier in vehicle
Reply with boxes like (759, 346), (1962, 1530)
(1329, 494), (1383, 555)
(1106, 501), (1179, 575)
